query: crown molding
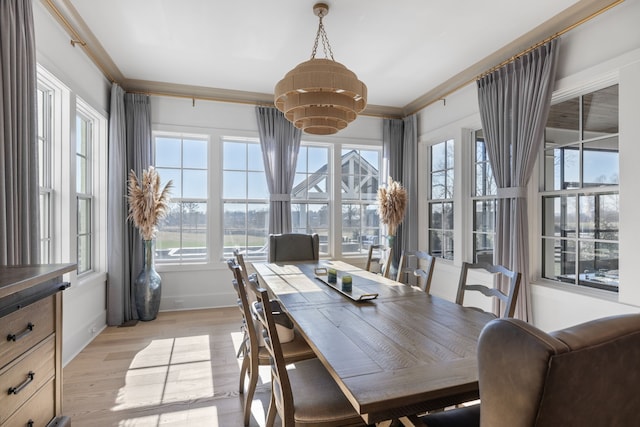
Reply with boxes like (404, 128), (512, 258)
(402, 0), (623, 116)
(41, 0), (124, 82)
(121, 79), (403, 118)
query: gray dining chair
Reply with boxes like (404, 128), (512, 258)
(268, 233), (320, 263)
(365, 244), (393, 278)
(456, 261), (521, 318)
(227, 260), (315, 426)
(254, 286), (367, 427)
(396, 250), (436, 293)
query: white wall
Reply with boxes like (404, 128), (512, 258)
(416, 0), (640, 332)
(33, 1), (111, 365)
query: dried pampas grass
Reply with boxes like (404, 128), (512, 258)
(377, 176), (407, 237)
(127, 166), (173, 241)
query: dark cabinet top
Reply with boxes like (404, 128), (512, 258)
(0, 264), (76, 300)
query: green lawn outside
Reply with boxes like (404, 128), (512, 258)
(157, 231), (266, 249)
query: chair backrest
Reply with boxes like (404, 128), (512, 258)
(477, 314), (640, 427)
(396, 251), (436, 293)
(456, 261), (521, 318)
(365, 244), (392, 277)
(226, 259), (261, 356)
(253, 286), (296, 425)
(233, 248), (248, 274)
(268, 233), (319, 263)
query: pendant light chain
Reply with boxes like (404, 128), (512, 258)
(310, 14), (335, 61)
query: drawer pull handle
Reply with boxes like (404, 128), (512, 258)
(28, 420), (34, 427)
(7, 322), (34, 342)
(8, 371), (35, 395)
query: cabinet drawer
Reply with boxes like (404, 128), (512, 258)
(0, 336), (55, 425)
(2, 378), (55, 427)
(0, 297), (55, 369)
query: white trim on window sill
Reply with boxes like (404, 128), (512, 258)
(531, 277), (619, 303)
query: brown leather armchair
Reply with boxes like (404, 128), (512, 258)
(417, 313), (640, 427)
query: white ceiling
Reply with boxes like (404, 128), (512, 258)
(55, 0), (601, 115)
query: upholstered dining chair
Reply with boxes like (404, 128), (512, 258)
(456, 261), (521, 318)
(412, 313), (640, 427)
(396, 250), (436, 293)
(268, 233), (320, 263)
(365, 244), (393, 278)
(254, 285), (367, 427)
(227, 260), (316, 426)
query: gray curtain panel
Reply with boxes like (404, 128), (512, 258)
(106, 88), (153, 325)
(399, 115), (419, 258)
(0, 0), (40, 265)
(382, 117), (418, 270)
(255, 106), (302, 235)
(477, 39), (560, 320)
(106, 84), (130, 325)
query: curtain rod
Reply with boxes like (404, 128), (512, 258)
(407, 0), (624, 116)
(478, 0), (624, 79)
(43, 0), (116, 83)
(126, 89), (400, 119)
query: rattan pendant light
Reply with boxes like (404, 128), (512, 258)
(274, 3), (367, 135)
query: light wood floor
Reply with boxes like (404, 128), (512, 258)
(63, 307), (276, 426)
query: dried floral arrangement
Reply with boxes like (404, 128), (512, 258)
(377, 176), (408, 237)
(127, 166), (173, 241)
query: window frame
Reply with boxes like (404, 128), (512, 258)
(154, 132), (210, 264)
(37, 82), (54, 263)
(427, 139), (455, 260)
(539, 83), (620, 293)
(339, 146), (382, 256)
(292, 143), (332, 256)
(471, 129), (497, 263)
(220, 136), (269, 262)
(74, 104), (96, 276)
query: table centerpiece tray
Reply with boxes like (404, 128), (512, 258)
(313, 267), (378, 302)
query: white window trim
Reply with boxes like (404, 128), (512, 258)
(337, 145), (382, 259)
(75, 97), (108, 281)
(532, 75), (620, 295)
(154, 131), (210, 265)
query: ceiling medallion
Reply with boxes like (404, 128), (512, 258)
(274, 3), (367, 135)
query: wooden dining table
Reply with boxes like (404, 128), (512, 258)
(252, 260), (495, 426)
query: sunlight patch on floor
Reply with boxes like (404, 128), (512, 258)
(113, 335), (214, 411)
(231, 330), (246, 357)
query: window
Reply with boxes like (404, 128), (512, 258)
(340, 148), (380, 255)
(155, 134), (208, 263)
(37, 67), (107, 281)
(37, 84), (53, 263)
(222, 138), (268, 261)
(428, 140), (454, 260)
(292, 145), (330, 254)
(472, 129), (496, 263)
(76, 112), (93, 274)
(541, 85), (619, 292)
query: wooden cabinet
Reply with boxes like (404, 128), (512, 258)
(0, 264), (75, 427)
